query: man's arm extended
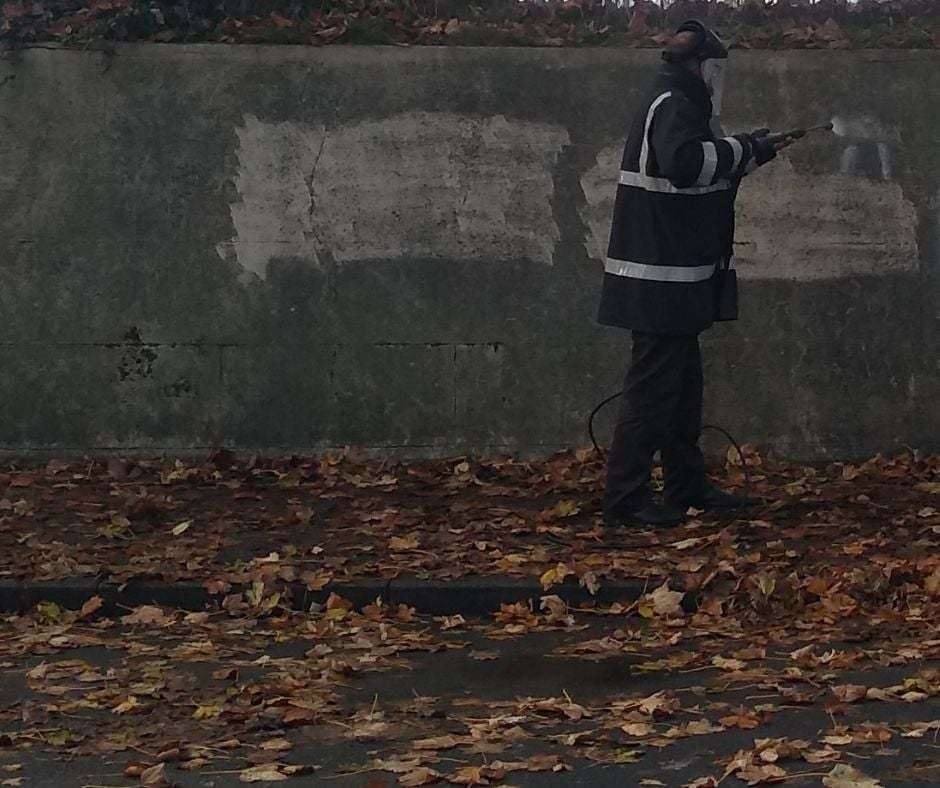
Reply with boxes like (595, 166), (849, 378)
(650, 96), (782, 188)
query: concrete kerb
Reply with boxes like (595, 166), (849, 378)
(0, 576), (690, 617)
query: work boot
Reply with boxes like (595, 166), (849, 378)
(604, 501), (686, 529)
(668, 485), (754, 512)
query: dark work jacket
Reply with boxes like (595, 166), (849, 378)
(597, 64), (761, 335)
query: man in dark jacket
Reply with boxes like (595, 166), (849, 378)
(599, 20), (790, 528)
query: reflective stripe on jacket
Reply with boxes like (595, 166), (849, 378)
(597, 64), (757, 335)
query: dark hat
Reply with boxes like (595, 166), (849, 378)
(662, 19), (728, 63)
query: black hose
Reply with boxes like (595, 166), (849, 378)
(587, 390), (752, 498)
(587, 390), (626, 460)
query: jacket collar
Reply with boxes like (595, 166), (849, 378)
(655, 63), (713, 117)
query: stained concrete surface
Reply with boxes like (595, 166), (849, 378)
(0, 47), (937, 457)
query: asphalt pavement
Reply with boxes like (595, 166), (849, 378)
(2, 622), (938, 787)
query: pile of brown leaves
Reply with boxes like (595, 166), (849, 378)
(2, 448), (939, 635)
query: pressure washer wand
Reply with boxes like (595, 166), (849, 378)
(769, 122), (834, 143)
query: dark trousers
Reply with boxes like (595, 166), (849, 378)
(603, 332), (707, 516)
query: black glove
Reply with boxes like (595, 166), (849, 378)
(748, 132), (777, 166)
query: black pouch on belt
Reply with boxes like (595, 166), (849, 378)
(714, 258), (738, 322)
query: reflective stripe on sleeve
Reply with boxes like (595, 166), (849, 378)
(723, 136), (744, 172)
(696, 142), (718, 186)
(628, 91), (732, 194)
(605, 257), (717, 283)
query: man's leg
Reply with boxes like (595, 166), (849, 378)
(662, 334), (708, 505)
(662, 335), (754, 511)
(603, 332), (686, 520)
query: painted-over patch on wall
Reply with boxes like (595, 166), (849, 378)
(217, 116), (326, 280)
(580, 141), (919, 280)
(732, 157), (918, 279)
(217, 112), (570, 280)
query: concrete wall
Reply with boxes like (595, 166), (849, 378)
(0, 45), (937, 458)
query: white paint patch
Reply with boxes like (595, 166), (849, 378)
(314, 113), (569, 264)
(829, 114), (899, 180)
(830, 115), (899, 142)
(579, 149), (919, 280)
(216, 116), (327, 279)
(579, 146), (624, 263)
(876, 143), (892, 180)
(219, 112), (569, 278)
(733, 157), (918, 279)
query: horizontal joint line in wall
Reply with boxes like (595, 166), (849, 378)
(338, 342), (503, 348)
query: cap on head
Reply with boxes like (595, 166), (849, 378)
(662, 20), (728, 64)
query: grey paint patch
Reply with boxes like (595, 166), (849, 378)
(580, 149), (918, 280)
(220, 112), (569, 278)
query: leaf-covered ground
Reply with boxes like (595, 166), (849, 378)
(1, 449), (938, 785)
(1, 0), (938, 49)
(3, 449), (939, 629)
(0, 590), (937, 785)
